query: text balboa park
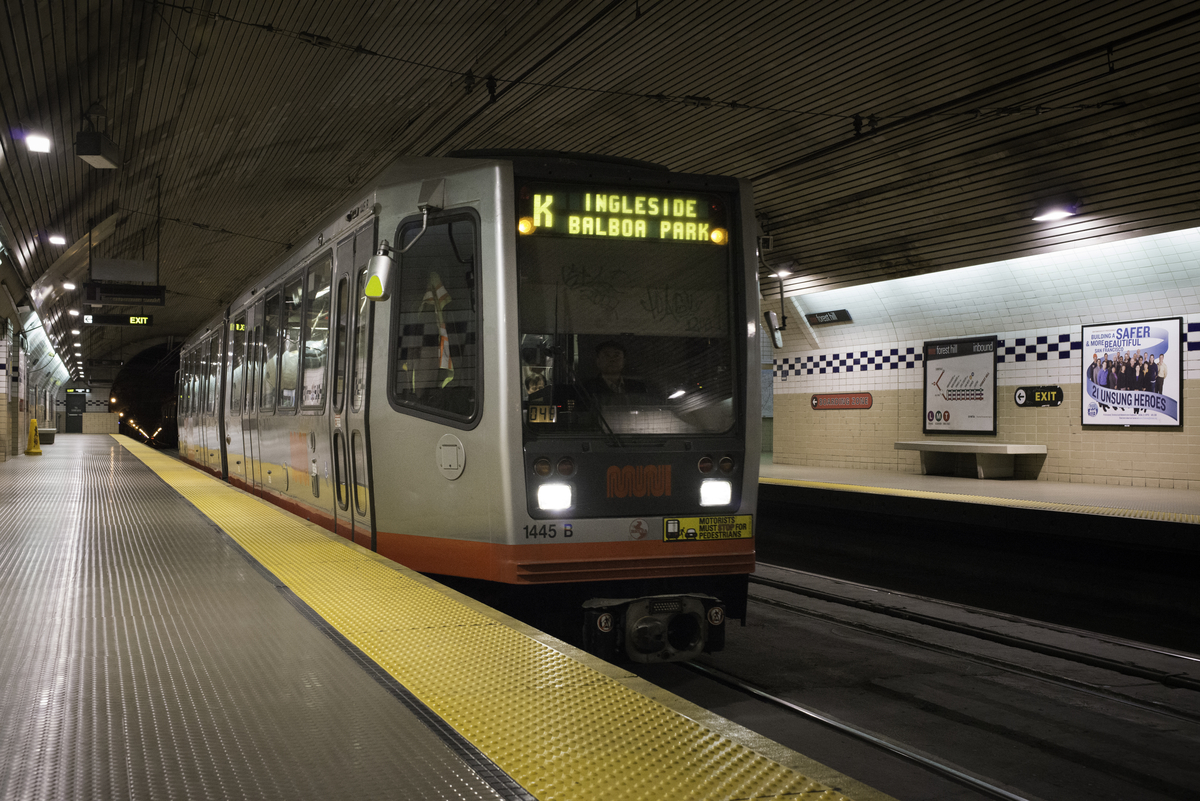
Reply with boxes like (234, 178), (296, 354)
(532, 193), (717, 241)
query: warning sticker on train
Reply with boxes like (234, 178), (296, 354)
(663, 515), (752, 542)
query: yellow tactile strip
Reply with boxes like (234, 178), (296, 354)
(761, 477), (1200, 526)
(118, 438), (855, 801)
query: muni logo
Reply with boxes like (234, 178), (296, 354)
(606, 465), (672, 498)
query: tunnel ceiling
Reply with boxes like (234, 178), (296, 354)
(2, 0), (1199, 375)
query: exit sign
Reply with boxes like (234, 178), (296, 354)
(83, 314), (154, 326)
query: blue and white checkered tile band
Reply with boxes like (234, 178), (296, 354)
(996, 332), (1083, 363)
(774, 347), (922, 379)
(773, 326), (1195, 381)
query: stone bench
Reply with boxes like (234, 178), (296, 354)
(894, 441), (1046, 479)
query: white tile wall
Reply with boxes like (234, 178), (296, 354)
(772, 226), (1200, 394)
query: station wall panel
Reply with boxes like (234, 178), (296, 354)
(769, 226), (1200, 488)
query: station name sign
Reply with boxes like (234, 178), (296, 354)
(805, 309), (852, 325)
(811, 392), (873, 410)
(519, 183), (725, 244)
(83, 314), (153, 326)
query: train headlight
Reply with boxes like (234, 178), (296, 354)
(709, 227), (729, 245)
(518, 216), (535, 234)
(537, 483), (572, 510)
(699, 479), (732, 506)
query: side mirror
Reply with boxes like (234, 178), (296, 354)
(364, 240), (394, 301)
(763, 310), (784, 349)
(363, 178), (447, 303)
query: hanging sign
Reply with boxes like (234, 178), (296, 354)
(83, 314), (154, 326)
(805, 309), (852, 325)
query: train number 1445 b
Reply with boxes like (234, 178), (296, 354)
(523, 524), (573, 539)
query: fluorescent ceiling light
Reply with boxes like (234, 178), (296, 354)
(48, 235), (66, 246)
(26, 134), (51, 153)
(63, 281), (76, 289)
(1032, 208), (1075, 222)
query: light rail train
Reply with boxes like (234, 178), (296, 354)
(176, 151), (760, 662)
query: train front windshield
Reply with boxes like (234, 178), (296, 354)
(517, 184), (737, 439)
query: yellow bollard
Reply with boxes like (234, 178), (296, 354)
(25, 419), (42, 456)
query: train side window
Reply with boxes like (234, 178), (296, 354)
(207, 335), (220, 415)
(351, 267), (370, 413)
(197, 343), (208, 415)
(302, 255), (333, 409)
(230, 313), (246, 415)
(280, 276), (303, 410)
(189, 349), (199, 415)
(389, 213), (479, 424)
(351, 430), (369, 516)
(247, 320), (260, 413)
(333, 276), (349, 412)
(261, 293), (280, 414)
(182, 350), (192, 415)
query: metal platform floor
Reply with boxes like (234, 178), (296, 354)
(759, 458), (1200, 525)
(0, 435), (883, 801)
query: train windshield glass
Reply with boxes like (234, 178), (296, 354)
(517, 232), (735, 438)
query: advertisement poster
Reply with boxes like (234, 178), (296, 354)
(923, 335), (997, 434)
(1082, 318), (1182, 427)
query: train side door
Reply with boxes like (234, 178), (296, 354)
(330, 238), (355, 541)
(206, 334), (221, 471)
(345, 225), (376, 549)
(227, 312), (248, 484)
(244, 301), (265, 493)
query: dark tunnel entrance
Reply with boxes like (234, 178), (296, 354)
(109, 343), (181, 449)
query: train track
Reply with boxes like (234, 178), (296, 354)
(747, 566), (1200, 725)
(681, 660), (1040, 801)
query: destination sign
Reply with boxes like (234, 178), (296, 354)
(518, 183), (728, 244)
(83, 314), (153, 326)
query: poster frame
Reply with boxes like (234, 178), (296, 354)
(922, 334), (998, 435)
(1080, 316), (1183, 428)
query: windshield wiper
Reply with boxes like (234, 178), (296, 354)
(573, 377), (623, 448)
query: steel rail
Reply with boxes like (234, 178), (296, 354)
(749, 573), (1200, 692)
(683, 661), (1039, 801)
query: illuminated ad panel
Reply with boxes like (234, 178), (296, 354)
(1081, 317), (1182, 427)
(923, 335), (997, 434)
(517, 184), (728, 244)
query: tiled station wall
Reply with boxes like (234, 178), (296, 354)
(768, 227), (1200, 488)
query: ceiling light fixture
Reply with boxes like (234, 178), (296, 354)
(63, 281), (75, 289)
(68, 309), (80, 316)
(1032, 196), (1079, 222)
(26, 133), (51, 153)
(48, 235), (66, 246)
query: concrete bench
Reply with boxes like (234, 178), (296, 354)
(37, 428), (57, 445)
(894, 441), (1046, 479)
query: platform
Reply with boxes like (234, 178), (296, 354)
(760, 458), (1200, 522)
(0, 434), (885, 801)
